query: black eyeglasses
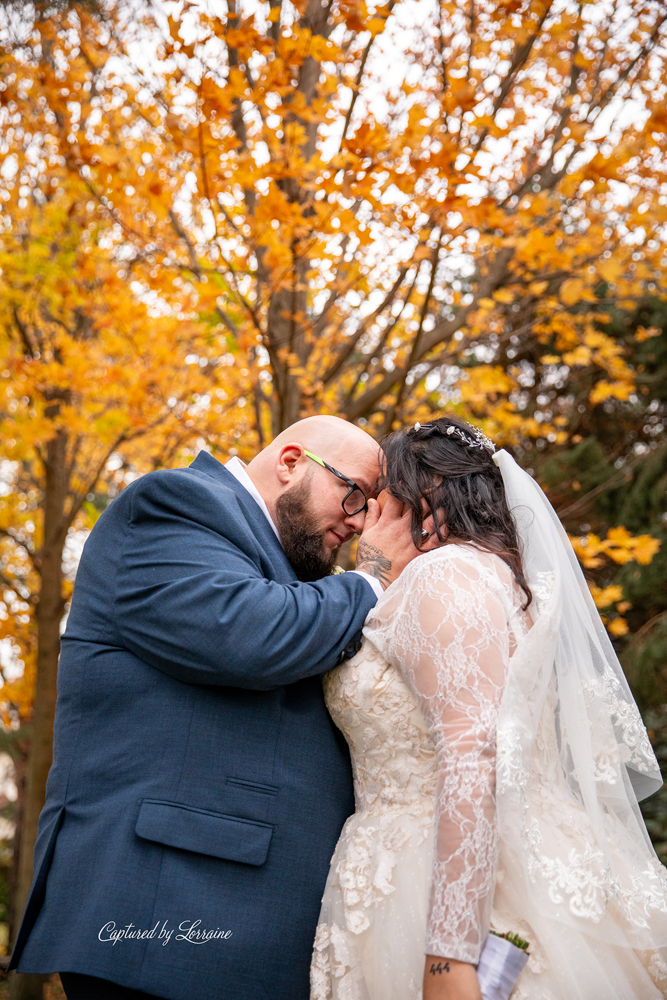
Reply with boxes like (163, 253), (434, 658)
(304, 450), (369, 516)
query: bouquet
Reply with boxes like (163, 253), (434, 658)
(476, 930), (530, 1000)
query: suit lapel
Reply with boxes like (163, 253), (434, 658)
(188, 451), (296, 581)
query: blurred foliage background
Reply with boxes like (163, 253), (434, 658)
(0, 0), (666, 995)
(526, 297), (667, 862)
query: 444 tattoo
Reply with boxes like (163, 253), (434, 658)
(428, 961), (451, 975)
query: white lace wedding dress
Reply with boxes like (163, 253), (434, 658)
(311, 544), (667, 1000)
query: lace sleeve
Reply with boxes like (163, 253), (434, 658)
(364, 547), (511, 964)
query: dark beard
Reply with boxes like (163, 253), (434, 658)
(274, 476), (337, 582)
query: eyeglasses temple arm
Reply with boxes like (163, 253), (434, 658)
(303, 450), (326, 467)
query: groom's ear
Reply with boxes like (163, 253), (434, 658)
(275, 443), (305, 485)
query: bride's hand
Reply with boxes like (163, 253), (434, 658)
(422, 956), (483, 1000)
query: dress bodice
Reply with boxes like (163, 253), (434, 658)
(313, 544), (667, 1000)
(323, 638), (438, 816)
(321, 544), (530, 964)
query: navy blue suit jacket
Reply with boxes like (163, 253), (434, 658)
(11, 451), (377, 999)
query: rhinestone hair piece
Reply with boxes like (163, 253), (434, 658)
(412, 420), (496, 454)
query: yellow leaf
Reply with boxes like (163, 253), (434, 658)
(560, 278), (585, 306)
(413, 245), (433, 262)
(367, 17), (387, 36)
(493, 289), (514, 304)
(589, 380), (633, 405)
(597, 258), (624, 284)
(608, 618), (629, 637)
(563, 346), (592, 367)
(635, 326), (661, 343)
(606, 526), (632, 546)
(589, 584), (623, 609)
(632, 535), (662, 565)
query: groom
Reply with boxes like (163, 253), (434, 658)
(11, 416), (429, 1000)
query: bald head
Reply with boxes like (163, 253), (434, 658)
(260, 415), (380, 470)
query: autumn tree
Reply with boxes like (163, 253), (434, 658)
(106, 0), (667, 612)
(46, 0), (666, 442)
(2, 1), (667, 994)
(0, 9), (251, 996)
(11, 0), (663, 461)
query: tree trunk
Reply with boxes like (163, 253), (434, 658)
(10, 429), (68, 1000)
(266, 262), (310, 435)
(8, 738), (28, 948)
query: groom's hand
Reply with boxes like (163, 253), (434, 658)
(355, 495), (444, 589)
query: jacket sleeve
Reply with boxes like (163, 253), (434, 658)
(113, 471), (377, 689)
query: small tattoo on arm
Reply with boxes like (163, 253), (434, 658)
(356, 540), (392, 588)
(429, 962), (451, 975)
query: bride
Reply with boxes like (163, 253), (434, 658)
(310, 416), (667, 1000)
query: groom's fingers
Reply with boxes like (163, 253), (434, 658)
(420, 507), (447, 550)
(362, 497), (381, 531)
(420, 533), (447, 552)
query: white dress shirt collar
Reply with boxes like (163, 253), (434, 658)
(225, 456), (280, 541)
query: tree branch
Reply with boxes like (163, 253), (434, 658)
(594, 9), (667, 117)
(338, 0), (397, 153)
(343, 246), (514, 420)
(470, 2), (553, 155)
(0, 529), (36, 566)
(466, 0), (475, 81)
(321, 266), (409, 385)
(268, 0), (283, 44)
(198, 84), (219, 241)
(168, 208), (201, 276)
(11, 307), (38, 358)
(555, 465), (636, 521)
(0, 569), (34, 604)
(62, 433), (130, 534)
(380, 234), (443, 432)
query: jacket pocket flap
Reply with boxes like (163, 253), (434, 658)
(135, 799), (273, 866)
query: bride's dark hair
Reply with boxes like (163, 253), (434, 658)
(381, 415), (532, 608)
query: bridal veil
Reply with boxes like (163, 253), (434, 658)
(491, 449), (667, 981)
